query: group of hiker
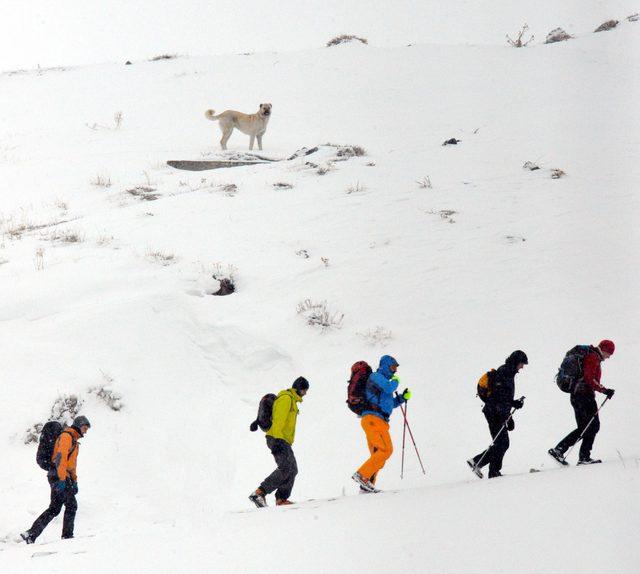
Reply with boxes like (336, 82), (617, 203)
(249, 339), (616, 508)
(19, 339), (616, 543)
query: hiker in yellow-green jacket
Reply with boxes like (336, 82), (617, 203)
(249, 377), (309, 508)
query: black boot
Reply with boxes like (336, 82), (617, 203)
(577, 457), (602, 466)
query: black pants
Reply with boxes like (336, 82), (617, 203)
(28, 476), (77, 541)
(556, 393), (600, 460)
(260, 436), (298, 501)
(472, 408), (510, 477)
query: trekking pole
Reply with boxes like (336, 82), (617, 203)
(400, 401), (408, 479)
(472, 396), (525, 474)
(395, 393), (426, 475)
(564, 396), (610, 460)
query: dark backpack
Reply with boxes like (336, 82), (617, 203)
(249, 394), (277, 432)
(346, 361), (373, 415)
(36, 421), (63, 471)
(477, 369), (497, 403)
(556, 345), (591, 393)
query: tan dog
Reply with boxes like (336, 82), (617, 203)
(204, 103), (272, 151)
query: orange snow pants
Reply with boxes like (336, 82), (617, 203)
(358, 414), (393, 481)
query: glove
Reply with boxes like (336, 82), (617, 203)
(391, 374), (401, 385)
(604, 388), (615, 399)
(512, 399), (524, 410)
(401, 388), (411, 401)
(72, 482), (78, 495)
(507, 418), (515, 431)
(53, 480), (67, 493)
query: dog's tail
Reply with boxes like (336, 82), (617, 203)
(204, 109), (219, 121)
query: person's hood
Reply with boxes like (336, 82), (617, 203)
(283, 388), (303, 402)
(377, 355), (399, 379)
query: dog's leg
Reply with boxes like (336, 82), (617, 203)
(256, 133), (263, 151)
(249, 134), (255, 150)
(220, 127), (233, 150)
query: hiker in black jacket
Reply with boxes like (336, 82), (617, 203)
(467, 350), (528, 478)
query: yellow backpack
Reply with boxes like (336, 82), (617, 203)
(477, 369), (497, 402)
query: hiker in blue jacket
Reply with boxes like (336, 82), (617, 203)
(352, 355), (411, 492)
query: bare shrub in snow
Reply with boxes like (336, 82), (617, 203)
(126, 186), (160, 201)
(545, 28), (572, 44)
(297, 299), (344, 330)
(426, 209), (457, 224)
(86, 111), (124, 131)
(218, 183), (238, 196)
(346, 181), (367, 194)
(321, 257), (330, 267)
(4, 221), (36, 240)
(273, 182), (294, 190)
(45, 229), (84, 243)
(550, 169), (566, 179)
(506, 24), (534, 47)
(89, 374), (123, 411)
(150, 54), (178, 61)
(317, 163), (335, 176)
(416, 176), (432, 188)
(326, 35), (368, 47)
(628, 14), (639, 22)
(296, 249), (310, 259)
(211, 262), (237, 295)
(146, 249), (176, 266)
(25, 394), (84, 444)
(523, 161), (540, 171)
(358, 326), (393, 347)
(96, 234), (114, 247)
(54, 198), (69, 211)
(34, 247), (44, 270)
(23, 423), (43, 445)
(506, 235), (527, 244)
(594, 20), (619, 32)
(91, 174), (112, 188)
(336, 145), (366, 158)
(51, 394), (83, 424)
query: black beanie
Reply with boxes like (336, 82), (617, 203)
(292, 377), (310, 392)
(506, 350), (528, 365)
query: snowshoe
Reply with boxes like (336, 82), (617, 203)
(466, 459), (483, 479)
(351, 472), (380, 493)
(577, 458), (602, 466)
(548, 447), (569, 466)
(248, 488), (267, 508)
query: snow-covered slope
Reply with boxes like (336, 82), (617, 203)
(1, 5), (639, 573)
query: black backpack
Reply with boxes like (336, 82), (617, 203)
(36, 421), (63, 470)
(346, 361), (373, 415)
(556, 345), (591, 393)
(249, 394), (277, 432)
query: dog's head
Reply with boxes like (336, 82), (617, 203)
(259, 103), (272, 117)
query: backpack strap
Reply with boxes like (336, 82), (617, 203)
(61, 430), (78, 457)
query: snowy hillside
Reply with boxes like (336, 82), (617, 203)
(1, 3), (639, 573)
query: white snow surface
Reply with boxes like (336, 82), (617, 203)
(1, 3), (640, 573)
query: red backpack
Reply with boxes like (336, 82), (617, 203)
(346, 361), (373, 415)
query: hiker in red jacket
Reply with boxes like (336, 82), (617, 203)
(549, 340), (615, 465)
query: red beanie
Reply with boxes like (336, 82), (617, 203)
(599, 340), (615, 355)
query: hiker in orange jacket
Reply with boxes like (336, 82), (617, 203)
(21, 416), (91, 544)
